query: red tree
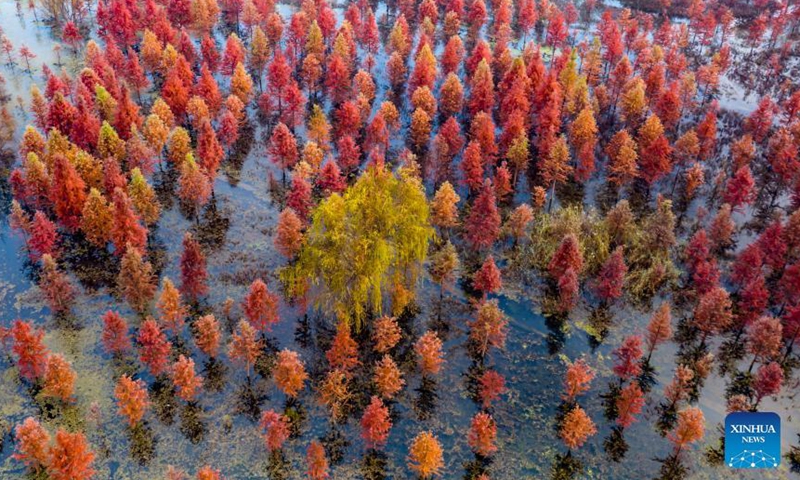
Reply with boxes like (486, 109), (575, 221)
(229, 319), (261, 375)
(468, 412), (497, 457)
(102, 310), (132, 354)
(645, 303), (672, 361)
(13, 417), (50, 470)
(478, 369), (506, 408)
(114, 374), (149, 426)
(260, 410), (290, 452)
(326, 325), (360, 373)
(47, 430), (95, 480)
(464, 179), (501, 250)
(693, 286), (733, 342)
(268, 123), (298, 181)
(39, 254), (75, 315)
(361, 395), (392, 449)
(180, 233), (208, 302)
(594, 246), (627, 302)
(723, 166), (756, 210)
(243, 278), (279, 333)
(50, 154), (87, 231)
(557, 267), (580, 313)
(612, 335), (643, 381)
(563, 358), (595, 402)
(42, 354), (77, 402)
(415, 330), (444, 376)
(28, 211), (58, 261)
(194, 314), (221, 359)
(273, 349), (308, 397)
(473, 255), (502, 297)
(307, 440), (329, 479)
(11, 320), (48, 381)
(172, 354), (204, 402)
(754, 362), (784, 404)
(111, 188), (148, 255)
(615, 382), (645, 428)
(137, 318), (172, 377)
(549, 234), (583, 280)
(287, 176), (313, 221)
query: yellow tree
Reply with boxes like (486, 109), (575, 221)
(539, 135), (572, 210)
(128, 168), (161, 225)
(230, 62), (254, 103)
(81, 188), (113, 247)
(285, 163), (434, 329)
(430, 181), (460, 233)
(605, 129), (639, 187)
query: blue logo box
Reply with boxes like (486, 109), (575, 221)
(725, 412), (780, 469)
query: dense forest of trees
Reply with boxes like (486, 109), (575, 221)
(1, 0), (800, 477)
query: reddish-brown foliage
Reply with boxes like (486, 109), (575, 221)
(746, 316), (783, 365)
(13, 417), (50, 469)
(594, 246), (627, 302)
(361, 395), (392, 449)
(137, 317), (172, 377)
(157, 278), (187, 335)
(286, 176), (313, 221)
(229, 319), (262, 374)
(102, 311), (132, 354)
(28, 211), (58, 261)
(243, 278), (280, 333)
(196, 466), (221, 480)
(117, 246), (156, 313)
(318, 369), (350, 421)
(469, 299), (508, 357)
(549, 234), (583, 280)
(562, 359), (595, 402)
(612, 335), (643, 381)
(645, 303), (672, 359)
(326, 325), (360, 373)
(306, 440), (329, 479)
(668, 407), (705, 454)
(478, 369), (506, 408)
(179, 233), (208, 302)
(473, 255), (502, 297)
(468, 412), (497, 457)
(42, 354), (76, 402)
(111, 188), (148, 255)
(50, 154), (86, 232)
(693, 286), (733, 340)
(723, 166), (756, 210)
(275, 208), (304, 259)
(615, 382), (645, 428)
(114, 374), (149, 426)
(557, 267), (580, 313)
(465, 179), (501, 250)
(260, 409), (291, 452)
(560, 405), (597, 450)
(273, 349), (308, 398)
(373, 354), (405, 400)
(269, 123), (298, 173)
(415, 331), (444, 376)
(754, 362), (784, 402)
(172, 354), (203, 402)
(47, 429), (95, 480)
(11, 319), (49, 381)
(39, 254), (75, 315)
(372, 316), (402, 354)
(194, 314), (221, 358)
